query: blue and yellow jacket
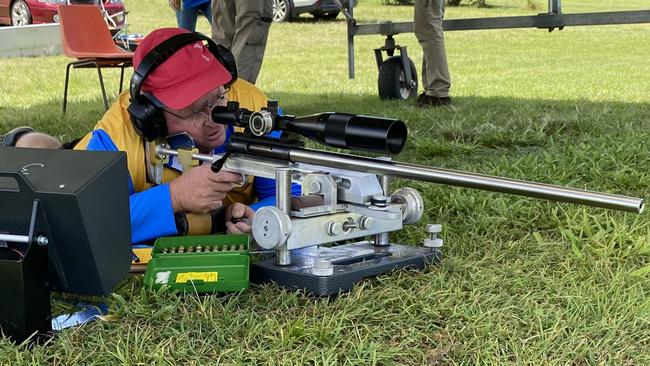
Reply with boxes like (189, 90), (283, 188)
(75, 79), (299, 244)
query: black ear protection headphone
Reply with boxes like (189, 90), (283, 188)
(127, 32), (237, 141)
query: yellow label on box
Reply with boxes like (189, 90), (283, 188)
(175, 271), (219, 283)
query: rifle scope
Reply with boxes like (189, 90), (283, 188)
(211, 103), (408, 155)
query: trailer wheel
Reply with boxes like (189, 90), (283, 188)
(378, 56), (418, 100)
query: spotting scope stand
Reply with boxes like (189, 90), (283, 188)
(148, 101), (644, 296)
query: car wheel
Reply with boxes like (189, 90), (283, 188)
(312, 11), (339, 21)
(273, 0), (291, 22)
(378, 56), (418, 100)
(11, 0), (32, 26)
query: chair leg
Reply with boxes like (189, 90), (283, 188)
(118, 64), (126, 93)
(93, 62), (109, 111)
(63, 62), (74, 114)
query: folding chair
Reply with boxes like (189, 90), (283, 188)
(58, 4), (134, 113)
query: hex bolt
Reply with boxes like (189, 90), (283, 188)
(312, 259), (334, 277)
(370, 195), (388, 208)
(36, 235), (49, 246)
(342, 218), (358, 232)
(327, 221), (344, 236)
(359, 216), (374, 230)
(423, 224), (443, 249)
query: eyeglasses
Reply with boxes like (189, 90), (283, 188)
(163, 87), (229, 125)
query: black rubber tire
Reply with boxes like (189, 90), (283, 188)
(378, 56), (418, 100)
(312, 10), (339, 20)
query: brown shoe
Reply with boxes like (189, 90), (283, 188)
(415, 93), (452, 107)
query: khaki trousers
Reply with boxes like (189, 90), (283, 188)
(414, 0), (451, 97)
(211, 0), (273, 84)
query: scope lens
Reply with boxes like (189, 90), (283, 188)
(385, 119), (407, 154)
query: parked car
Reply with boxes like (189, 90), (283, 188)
(272, 0), (356, 22)
(0, 0), (125, 27)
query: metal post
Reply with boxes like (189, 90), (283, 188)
(275, 167), (292, 266)
(0, 234), (29, 243)
(549, 0), (561, 14)
(347, 0), (355, 79)
(374, 174), (391, 246)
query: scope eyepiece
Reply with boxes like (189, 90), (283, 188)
(249, 111), (275, 136)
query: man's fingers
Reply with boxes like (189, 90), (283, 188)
(225, 222), (241, 234)
(231, 203), (245, 219)
(208, 182), (233, 195)
(226, 221), (251, 234)
(210, 170), (245, 184)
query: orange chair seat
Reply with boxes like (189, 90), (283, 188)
(58, 4), (135, 112)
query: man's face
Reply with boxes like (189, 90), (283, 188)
(164, 86), (229, 152)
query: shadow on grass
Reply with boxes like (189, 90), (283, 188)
(271, 92), (648, 139)
(2, 98), (111, 142)
(2, 93), (648, 156)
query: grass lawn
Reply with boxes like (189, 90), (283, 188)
(1, 0), (649, 364)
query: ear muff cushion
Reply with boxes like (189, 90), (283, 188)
(127, 96), (167, 141)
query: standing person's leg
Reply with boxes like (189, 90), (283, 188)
(199, 1), (213, 24)
(178, 7), (200, 31)
(175, 10), (183, 27)
(170, 0), (182, 27)
(212, 0), (236, 50)
(414, 0), (451, 105)
(230, 0), (272, 84)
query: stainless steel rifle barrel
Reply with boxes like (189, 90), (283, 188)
(289, 148), (644, 213)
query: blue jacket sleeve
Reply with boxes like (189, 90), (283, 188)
(85, 130), (177, 244)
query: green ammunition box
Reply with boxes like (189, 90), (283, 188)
(143, 235), (250, 293)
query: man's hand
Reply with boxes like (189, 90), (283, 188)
(168, 0), (181, 11)
(225, 203), (255, 234)
(169, 165), (242, 213)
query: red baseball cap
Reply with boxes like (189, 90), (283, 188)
(133, 28), (233, 110)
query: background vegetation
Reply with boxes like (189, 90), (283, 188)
(0, 0), (649, 364)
